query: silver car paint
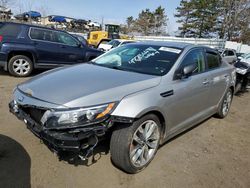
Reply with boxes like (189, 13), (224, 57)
(111, 46), (235, 140)
(13, 44), (235, 142)
(18, 64), (161, 107)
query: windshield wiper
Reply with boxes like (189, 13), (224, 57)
(108, 66), (126, 71)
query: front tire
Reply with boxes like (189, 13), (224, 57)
(8, 55), (33, 77)
(110, 114), (161, 174)
(216, 88), (233, 118)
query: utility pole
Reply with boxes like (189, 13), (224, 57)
(101, 16), (104, 30)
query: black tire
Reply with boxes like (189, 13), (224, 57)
(216, 88), (233, 118)
(110, 114), (161, 174)
(8, 55), (33, 77)
(235, 82), (242, 94)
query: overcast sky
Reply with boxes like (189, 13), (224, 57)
(12, 0), (181, 34)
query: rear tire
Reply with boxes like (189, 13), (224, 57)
(216, 88), (233, 118)
(8, 55), (33, 77)
(110, 114), (161, 174)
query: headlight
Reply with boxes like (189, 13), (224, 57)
(41, 102), (116, 129)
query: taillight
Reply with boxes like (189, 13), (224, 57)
(0, 35), (3, 42)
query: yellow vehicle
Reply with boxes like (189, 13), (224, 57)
(87, 24), (130, 48)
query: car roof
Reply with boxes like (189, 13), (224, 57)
(132, 41), (193, 49)
(1, 21), (60, 32)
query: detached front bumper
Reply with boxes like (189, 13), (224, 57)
(9, 101), (109, 153)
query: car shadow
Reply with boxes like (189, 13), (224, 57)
(58, 118), (215, 168)
(235, 89), (249, 96)
(0, 134), (31, 188)
(160, 116), (213, 149)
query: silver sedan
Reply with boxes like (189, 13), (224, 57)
(9, 42), (235, 173)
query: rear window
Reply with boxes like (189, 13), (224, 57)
(206, 51), (221, 69)
(0, 24), (22, 37)
(30, 28), (57, 42)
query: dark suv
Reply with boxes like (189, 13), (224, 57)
(0, 22), (103, 77)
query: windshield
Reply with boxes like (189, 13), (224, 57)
(242, 53), (250, 59)
(93, 44), (181, 76)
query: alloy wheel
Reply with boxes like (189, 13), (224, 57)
(12, 59), (31, 76)
(129, 120), (160, 168)
(222, 91), (232, 116)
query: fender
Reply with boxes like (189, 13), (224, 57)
(111, 86), (172, 140)
(2, 42), (38, 65)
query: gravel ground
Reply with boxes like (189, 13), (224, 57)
(0, 69), (250, 188)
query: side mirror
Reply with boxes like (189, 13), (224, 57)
(175, 63), (197, 80)
(77, 43), (82, 48)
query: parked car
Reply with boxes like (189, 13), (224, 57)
(234, 60), (250, 93)
(9, 42), (235, 173)
(219, 49), (237, 64)
(70, 19), (89, 30)
(236, 52), (245, 59)
(98, 39), (135, 52)
(87, 21), (101, 28)
(238, 53), (250, 64)
(0, 22), (103, 77)
(15, 11), (41, 21)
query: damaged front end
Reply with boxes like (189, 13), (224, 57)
(9, 88), (129, 160)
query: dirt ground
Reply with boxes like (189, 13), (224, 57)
(0, 69), (249, 188)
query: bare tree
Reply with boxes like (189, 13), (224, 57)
(15, 0), (24, 14)
(0, 0), (15, 7)
(36, 3), (50, 17)
(216, 0), (249, 40)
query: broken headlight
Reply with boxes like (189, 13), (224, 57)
(41, 103), (116, 129)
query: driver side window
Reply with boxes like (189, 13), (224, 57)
(55, 32), (78, 46)
(180, 49), (205, 74)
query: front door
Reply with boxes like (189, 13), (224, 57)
(164, 48), (211, 132)
(55, 31), (86, 64)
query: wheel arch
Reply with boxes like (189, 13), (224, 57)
(229, 85), (234, 95)
(7, 51), (36, 69)
(136, 109), (167, 144)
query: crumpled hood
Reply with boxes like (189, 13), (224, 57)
(18, 64), (161, 108)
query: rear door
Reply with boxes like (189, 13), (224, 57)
(29, 27), (63, 65)
(54, 31), (86, 64)
(166, 48), (211, 131)
(205, 49), (229, 107)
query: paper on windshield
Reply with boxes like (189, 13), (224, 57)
(129, 47), (160, 64)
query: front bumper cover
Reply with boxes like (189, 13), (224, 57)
(9, 101), (109, 153)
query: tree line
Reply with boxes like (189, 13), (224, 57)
(121, 6), (168, 36)
(123, 0), (249, 43)
(175, 0), (249, 43)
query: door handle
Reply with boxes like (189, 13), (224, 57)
(60, 45), (66, 48)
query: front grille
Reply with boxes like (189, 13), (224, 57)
(20, 106), (46, 124)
